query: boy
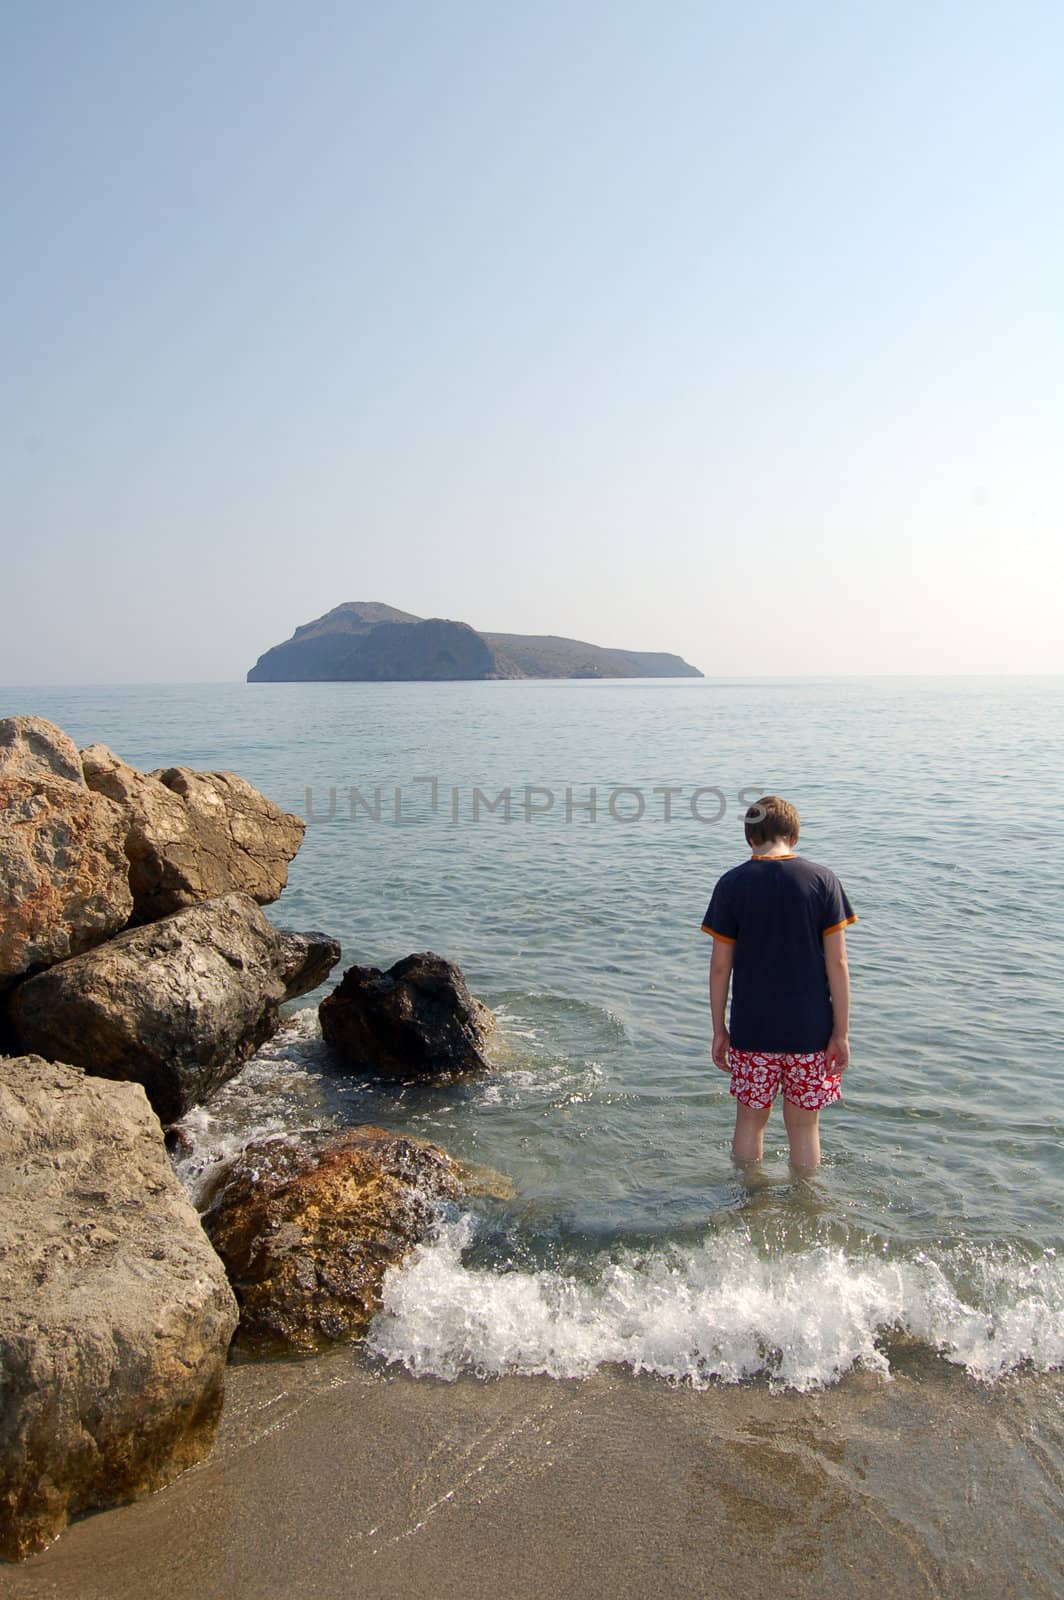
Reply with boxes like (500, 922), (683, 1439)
(701, 796), (856, 1170)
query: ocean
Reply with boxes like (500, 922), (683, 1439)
(10, 674), (1062, 1394)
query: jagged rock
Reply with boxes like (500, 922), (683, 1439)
(0, 1056), (238, 1561)
(0, 776), (133, 989)
(151, 767), (306, 903)
(319, 951), (494, 1078)
(79, 744), (207, 921)
(202, 1126), (465, 1354)
(81, 746), (305, 920)
(278, 929), (342, 999)
(0, 715), (85, 785)
(8, 893), (319, 1123)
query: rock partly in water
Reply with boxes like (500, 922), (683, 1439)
(8, 893), (313, 1123)
(277, 929), (342, 1000)
(0, 716), (85, 786)
(81, 746), (305, 921)
(202, 1126), (466, 1354)
(319, 951), (494, 1078)
(0, 1056), (238, 1561)
(0, 776), (133, 990)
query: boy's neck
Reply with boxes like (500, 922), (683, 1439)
(749, 839), (797, 859)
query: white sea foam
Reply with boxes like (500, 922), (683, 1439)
(487, 1004), (608, 1100)
(365, 1218), (1064, 1391)
(171, 1007), (329, 1207)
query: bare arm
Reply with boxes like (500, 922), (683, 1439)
(823, 927), (850, 1071)
(709, 938), (734, 1070)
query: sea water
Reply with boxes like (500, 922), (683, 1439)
(10, 676), (1064, 1391)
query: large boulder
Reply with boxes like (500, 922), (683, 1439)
(153, 765), (305, 903)
(0, 715), (85, 785)
(80, 746), (305, 921)
(202, 1126), (466, 1355)
(8, 893), (339, 1123)
(319, 951), (494, 1078)
(0, 1056), (238, 1561)
(0, 776), (133, 989)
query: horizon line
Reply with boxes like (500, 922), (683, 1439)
(3, 670), (1063, 691)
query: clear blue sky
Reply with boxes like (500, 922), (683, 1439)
(3, 1), (1061, 682)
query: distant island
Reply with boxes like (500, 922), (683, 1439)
(247, 603), (704, 682)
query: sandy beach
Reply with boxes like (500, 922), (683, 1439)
(3, 1353), (1060, 1600)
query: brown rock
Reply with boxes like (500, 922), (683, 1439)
(80, 746), (305, 921)
(0, 776), (133, 988)
(0, 1056), (238, 1561)
(9, 893), (300, 1123)
(0, 715), (85, 786)
(202, 1126), (466, 1354)
(79, 744), (207, 921)
(319, 951), (495, 1078)
(151, 766), (305, 907)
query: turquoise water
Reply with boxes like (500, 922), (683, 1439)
(7, 677), (1063, 1388)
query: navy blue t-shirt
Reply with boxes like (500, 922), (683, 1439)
(701, 855), (857, 1052)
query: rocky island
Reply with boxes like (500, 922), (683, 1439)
(247, 601), (703, 681)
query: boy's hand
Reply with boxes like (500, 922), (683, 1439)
(712, 1029), (731, 1071)
(826, 1034), (850, 1073)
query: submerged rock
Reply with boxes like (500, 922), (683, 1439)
(202, 1126), (466, 1354)
(9, 893), (338, 1123)
(0, 775), (133, 989)
(0, 1056), (238, 1561)
(319, 951), (494, 1078)
(81, 745), (305, 921)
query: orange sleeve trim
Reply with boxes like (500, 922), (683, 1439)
(822, 915), (858, 936)
(701, 925), (736, 943)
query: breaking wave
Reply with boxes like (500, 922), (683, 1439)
(366, 1216), (1063, 1392)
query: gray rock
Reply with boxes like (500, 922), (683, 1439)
(81, 746), (305, 921)
(0, 776), (133, 989)
(9, 893), (294, 1123)
(319, 950), (495, 1078)
(0, 715), (85, 785)
(278, 929), (342, 1000)
(0, 1056), (238, 1561)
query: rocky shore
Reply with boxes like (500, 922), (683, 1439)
(0, 716), (497, 1560)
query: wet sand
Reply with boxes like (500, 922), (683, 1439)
(2, 1355), (1061, 1600)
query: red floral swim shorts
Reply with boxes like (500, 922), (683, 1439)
(727, 1047), (842, 1110)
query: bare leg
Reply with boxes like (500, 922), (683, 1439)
(782, 1100), (821, 1171)
(732, 1101), (772, 1163)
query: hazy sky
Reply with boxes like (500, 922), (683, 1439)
(3, 1), (1062, 683)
